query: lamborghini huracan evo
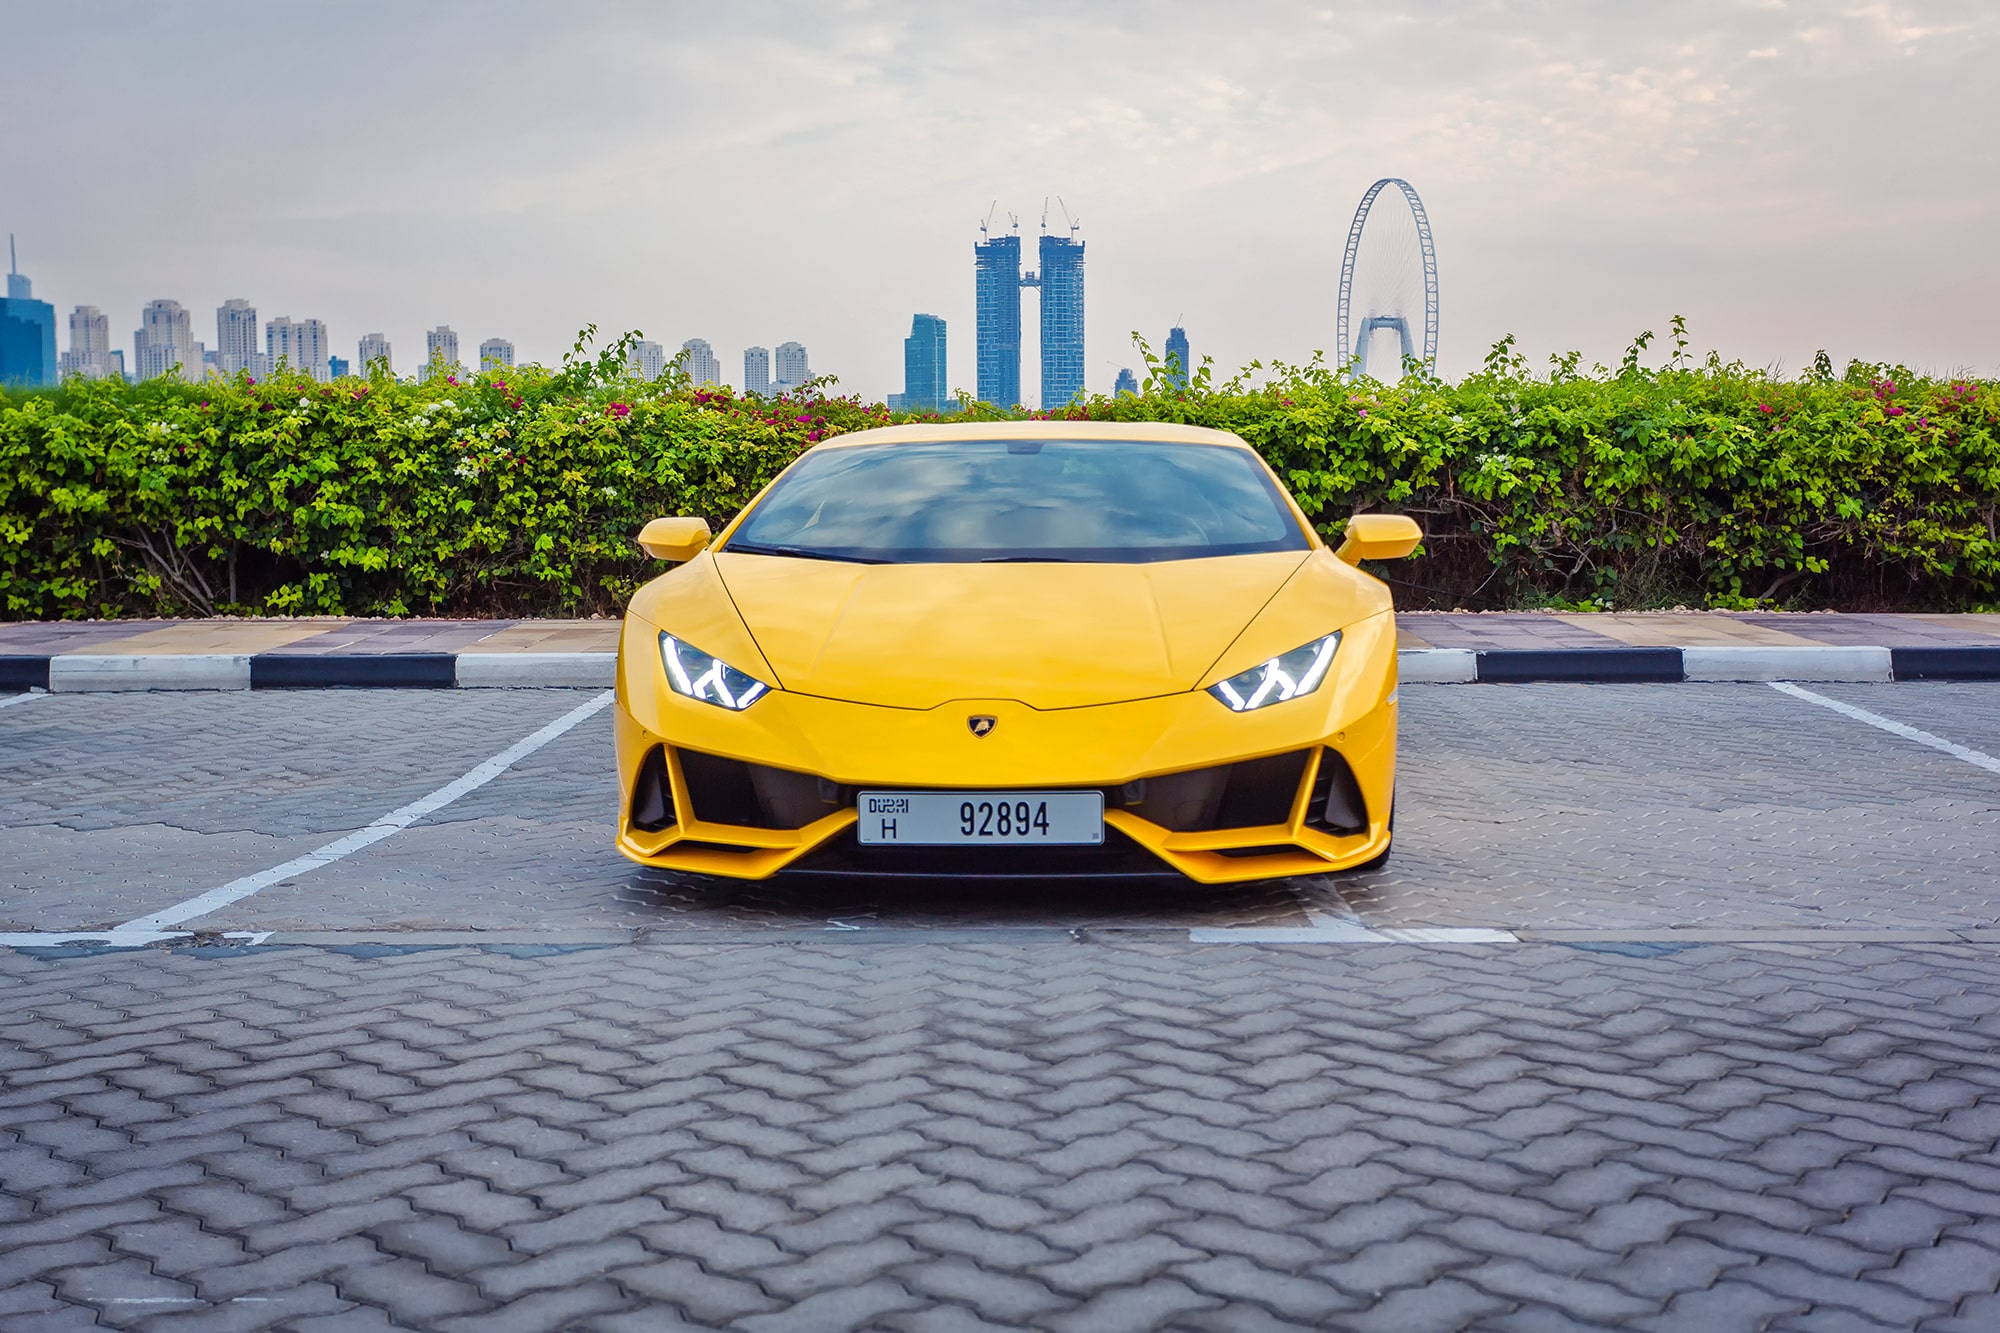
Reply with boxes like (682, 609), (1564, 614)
(613, 420), (1420, 883)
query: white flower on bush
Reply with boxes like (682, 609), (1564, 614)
(454, 461), (478, 479)
(600, 486), (617, 498)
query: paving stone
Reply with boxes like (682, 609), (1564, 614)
(611, 1256), (784, 1323)
(895, 1254), (1073, 1324)
(1041, 1276), (1226, 1333)
(11, 692), (2000, 1333)
(471, 1237), (651, 1302)
(333, 1256), (490, 1323)
(433, 1279), (632, 1333)
(732, 1276), (927, 1332)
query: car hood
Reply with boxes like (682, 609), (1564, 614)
(712, 551), (1313, 709)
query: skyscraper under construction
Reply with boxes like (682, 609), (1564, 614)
(973, 230), (1022, 409)
(1037, 231), (1084, 409)
(974, 204), (1084, 410)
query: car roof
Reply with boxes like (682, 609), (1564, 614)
(813, 420), (1256, 450)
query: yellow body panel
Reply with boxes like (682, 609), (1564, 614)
(612, 420), (1408, 884)
(710, 551), (1311, 709)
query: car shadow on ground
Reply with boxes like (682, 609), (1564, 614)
(616, 867), (1338, 931)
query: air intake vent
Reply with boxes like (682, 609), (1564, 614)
(1307, 750), (1368, 836)
(630, 747), (677, 832)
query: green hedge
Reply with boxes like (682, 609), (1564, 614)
(2, 329), (1995, 618)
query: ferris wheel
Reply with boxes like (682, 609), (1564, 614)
(1335, 178), (1439, 379)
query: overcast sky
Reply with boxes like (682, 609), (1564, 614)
(4, 1), (1994, 401)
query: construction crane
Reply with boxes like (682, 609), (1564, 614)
(979, 201), (998, 240)
(1058, 196), (1080, 237)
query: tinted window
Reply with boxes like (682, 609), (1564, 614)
(724, 439), (1308, 564)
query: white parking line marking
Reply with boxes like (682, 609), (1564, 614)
(1769, 682), (2000, 777)
(1189, 925), (1517, 943)
(1212, 885), (1517, 943)
(0, 930), (272, 949)
(111, 690), (615, 935)
(0, 689), (49, 711)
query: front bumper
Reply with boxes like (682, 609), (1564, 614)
(613, 611), (1399, 884)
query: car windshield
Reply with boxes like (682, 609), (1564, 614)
(723, 439), (1309, 564)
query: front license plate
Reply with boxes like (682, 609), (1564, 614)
(856, 791), (1105, 846)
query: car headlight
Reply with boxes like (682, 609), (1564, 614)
(659, 632), (771, 710)
(1207, 632), (1341, 711)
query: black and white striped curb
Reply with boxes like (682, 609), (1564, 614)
(0, 651), (615, 691)
(1401, 644), (2000, 683)
(2, 644), (1997, 692)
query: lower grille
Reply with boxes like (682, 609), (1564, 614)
(784, 827), (1175, 880)
(678, 750), (844, 829)
(1117, 751), (1310, 831)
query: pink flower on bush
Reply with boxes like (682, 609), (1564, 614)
(609, 403), (631, 418)
(1758, 404), (1772, 414)
(1886, 405), (1905, 417)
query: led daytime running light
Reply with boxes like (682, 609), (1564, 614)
(1208, 632), (1341, 712)
(659, 632), (770, 710)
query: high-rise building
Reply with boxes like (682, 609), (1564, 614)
(629, 340), (666, 381)
(327, 355), (350, 378)
(133, 299), (199, 382)
(1164, 326), (1190, 389)
(357, 333), (391, 374)
(424, 326), (461, 379)
(479, 338), (514, 370)
(266, 316), (330, 381)
(1038, 232), (1085, 409)
(1114, 367), (1138, 397)
(0, 237), (57, 387)
(742, 346), (770, 396)
(681, 338), (721, 387)
(58, 305), (114, 380)
(215, 299), (264, 376)
(773, 341), (809, 392)
(974, 231), (1022, 407)
(901, 314), (947, 412)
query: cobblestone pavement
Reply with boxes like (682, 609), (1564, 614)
(9, 939), (2000, 1330)
(5, 683), (2000, 1328)
(5, 683), (1999, 935)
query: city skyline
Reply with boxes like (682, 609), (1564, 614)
(5, 255), (840, 396)
(4, 4), (1996, 394)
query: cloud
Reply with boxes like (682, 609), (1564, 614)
(4, 0), (1995, 396)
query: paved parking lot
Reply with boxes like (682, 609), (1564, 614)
(5, 682), (2000, 1329)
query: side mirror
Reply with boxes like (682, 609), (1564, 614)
(637, 516), (713, 563)
(1335, 513), (1421, 565)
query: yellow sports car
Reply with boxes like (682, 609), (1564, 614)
(613, 421), (1420, 884)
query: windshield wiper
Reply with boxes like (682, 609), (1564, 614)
(723, 542), (886, 564)
(979, 555), (1074, 563)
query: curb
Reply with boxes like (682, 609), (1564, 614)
(2, 646), (1998, 693)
